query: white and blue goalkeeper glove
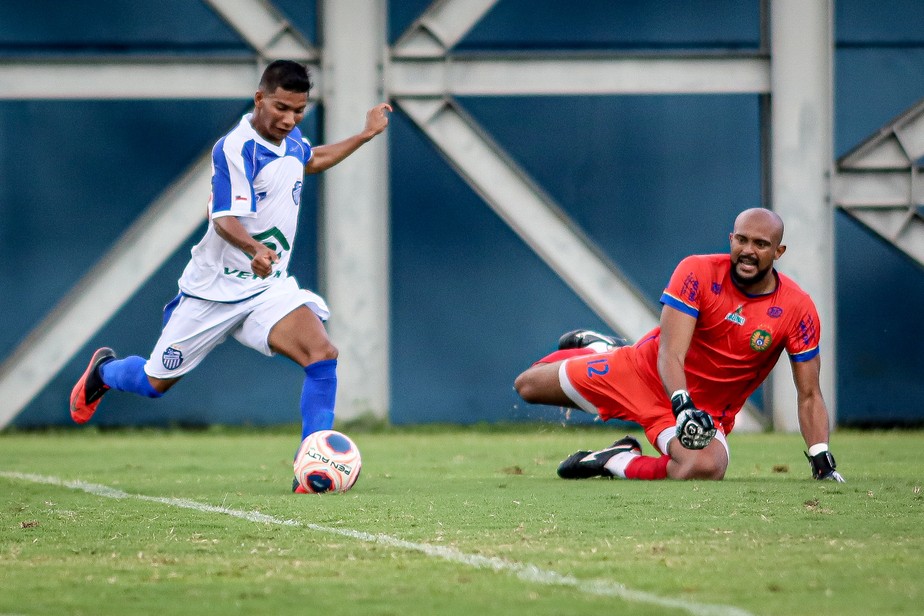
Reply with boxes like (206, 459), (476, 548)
(670, 389), (716, 450)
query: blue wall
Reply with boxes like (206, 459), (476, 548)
(3, 1), (922, 429)
(832, 0), (924, 425)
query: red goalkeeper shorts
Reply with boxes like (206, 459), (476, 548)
(561, 346), (675, 449)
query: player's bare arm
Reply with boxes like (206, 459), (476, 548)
(658, 303), (717, 450)
(656, 304), (696, 396)
(791, 355), (831, 447)
(305, 103), (392, 174)
(791, 354), (845, 481)
(213, 216), (279, 279)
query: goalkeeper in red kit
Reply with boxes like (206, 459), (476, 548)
(514, 208), (845, 482)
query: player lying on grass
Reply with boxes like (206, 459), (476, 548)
(514, 208), (845, 482)
(69, 60), (391, 493)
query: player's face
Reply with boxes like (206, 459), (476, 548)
(729, 217), (785, 291)
(252, 87), (308, 144)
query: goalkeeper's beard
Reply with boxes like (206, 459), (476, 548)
(730, 259), (773, 288)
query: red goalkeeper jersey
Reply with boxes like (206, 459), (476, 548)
(633, 254), (821, 427)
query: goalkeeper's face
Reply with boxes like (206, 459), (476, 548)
(728, 209), (786, 291)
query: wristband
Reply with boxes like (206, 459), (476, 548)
(670, 389), (693, 418)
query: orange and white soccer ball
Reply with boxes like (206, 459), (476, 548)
(294, 430), (362, 493)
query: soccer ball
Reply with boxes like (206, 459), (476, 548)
(294, 430), (362, 494)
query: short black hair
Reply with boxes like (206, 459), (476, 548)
(259, 60), (311, 94)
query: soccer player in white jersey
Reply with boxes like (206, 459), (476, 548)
(69, 60), (391, 492)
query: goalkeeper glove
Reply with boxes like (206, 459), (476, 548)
(805, 450), (846, 482)
(670, 390), (716, 450)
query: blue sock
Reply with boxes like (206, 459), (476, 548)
(300, 359), (337, 440)
(100, 356), (163, 398)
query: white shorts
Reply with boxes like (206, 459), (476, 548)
(144, 277), (329, 379)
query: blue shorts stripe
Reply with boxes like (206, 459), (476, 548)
(162, 293), (183, 329)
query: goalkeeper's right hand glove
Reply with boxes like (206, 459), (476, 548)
(805, 450), (846, 482)
(671, 389), (716, 450)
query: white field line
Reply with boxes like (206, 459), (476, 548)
(2, 471), (753, 616)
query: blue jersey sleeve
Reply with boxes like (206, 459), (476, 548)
(211, 136), (257, 218)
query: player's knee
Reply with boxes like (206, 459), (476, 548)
(671, 450), (727, 480)
(312, 341), (338, 362)
(697, 463), (727, 480)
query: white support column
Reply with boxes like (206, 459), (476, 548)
(769, 0), (837, 432)
(320, 0), (390, 421)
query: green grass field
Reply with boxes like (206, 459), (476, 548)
(1, 425), (922, 615)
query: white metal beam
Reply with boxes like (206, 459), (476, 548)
(0, 59), (269, 100)
(841, 206), (924, 264)
(840, 98), (924, 166)
(835, 98), (924, 268)
(0, 154), (213, 429)
(0, 53), (769, 100)
(389, 54), (770, 96)
(835, 170), (922, 208)
(202, 0), (317, 61)
(393, 0), (501, 57)
(0, 0), (321, 101)
(398, 97), (659, 341)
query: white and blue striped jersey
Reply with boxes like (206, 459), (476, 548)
(178, 114), (312, 302)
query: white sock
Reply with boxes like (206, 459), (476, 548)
(602, 450), (640, 478)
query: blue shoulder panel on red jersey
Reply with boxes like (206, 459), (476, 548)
(660, 292), (699, 318)
(789, 346), (820, 362)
